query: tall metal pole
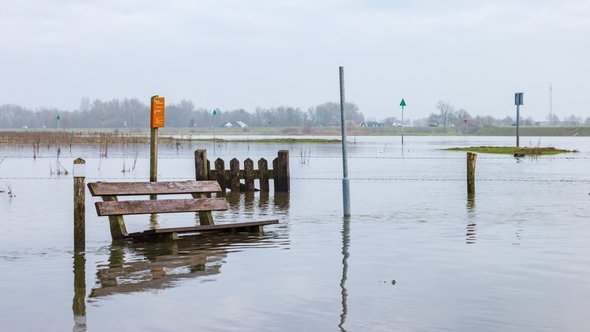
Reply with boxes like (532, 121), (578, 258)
(516, 104), (520, 147)
(514, 92), (523, 148)
(401, 107), (404, 146)
(339, 66), (351, 217)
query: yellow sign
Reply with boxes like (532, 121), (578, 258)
(150, 96), (165, 128)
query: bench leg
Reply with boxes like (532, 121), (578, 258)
(247, 225), (264, 234)
(108, 215), (128, 240)
(155, 233), (178, 241)
(192, 193), (214, 225)
(102, 196), (128, 240)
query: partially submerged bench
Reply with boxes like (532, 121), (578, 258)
(88, 180), (278, 241)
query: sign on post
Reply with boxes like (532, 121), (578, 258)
(515, 93), (524, 106)
(150, 96), (165, 128)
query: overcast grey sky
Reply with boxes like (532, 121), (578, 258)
(1, 0), (589, 120)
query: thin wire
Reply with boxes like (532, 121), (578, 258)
(0, 155), (587, 160)
(1, 176), (589, 183)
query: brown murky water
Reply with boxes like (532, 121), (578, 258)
(1, 136), (589, 331)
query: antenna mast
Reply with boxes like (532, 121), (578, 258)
(549, 82), (553, 125)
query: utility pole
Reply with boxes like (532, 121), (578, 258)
(339, 66), (350, 217)
(549, 82), (553, 125)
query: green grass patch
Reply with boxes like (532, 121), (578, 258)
(446, 146), (576, 156)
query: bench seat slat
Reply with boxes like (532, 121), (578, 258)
(126, 220), (279, 238)
(96, 198), (228, 216)
(88, 180), (221, 196)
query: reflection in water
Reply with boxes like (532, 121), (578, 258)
(273, 192), (290, 214)
(224, 191), (290, 216)
(339, 217), (351, 332)
(72, 250), (87, 332)
(244, 191), (255, 210)
(90, 233), (286, 298)
(149, 213), (159, 230)
(466, 195), (477, 244)
(513, 220), (523, 246)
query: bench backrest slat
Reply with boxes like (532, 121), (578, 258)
(88, 180), (221, 196)
(96, 198), (229, 217)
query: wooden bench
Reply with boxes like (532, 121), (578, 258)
(88, 180), (279, 241)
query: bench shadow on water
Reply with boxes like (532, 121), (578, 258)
(71, 192), (291, 332)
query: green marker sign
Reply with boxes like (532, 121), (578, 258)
(212, 109), (218, 116)
(56, 115), (61, 121)
(399, 99), (406, 145)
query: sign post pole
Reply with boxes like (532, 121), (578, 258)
(212, 108), (218, 155)
(514, 92), (523, 147)
(339, 66), (350, 217)
(150, 96), (165, 197)
(400, 99), (406, 145)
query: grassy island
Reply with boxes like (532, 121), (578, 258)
(445, 146), (576, 156)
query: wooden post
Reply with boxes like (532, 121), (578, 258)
(150, 127), (158, 200)
(274, 150), (290, 192)
(258, 158), (269, 192)
(215, 158), (226, 192)
(230, 158), (240, 192)
(193, 149), (213, 225)
(72, 250), (86, 331)
(73, 158), (86, 250)
(194, 149), (209, 181)
(244, 158), (255, 191)
(467, 152), (477, 196)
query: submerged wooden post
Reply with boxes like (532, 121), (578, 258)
(274, 150), (290, 192)
(149, 95), (165, 200)
(73, 158), (86, 250)
(194, 149), (209, 181)
(467, 152), (477, 195)
(244, 158), (255, 191)
(194, 149), (213, 225)
(215, 158), (227, 191)
(258, 158), (269, 192)
(229, 158), (240, 192)
(72, 250), (86, 331)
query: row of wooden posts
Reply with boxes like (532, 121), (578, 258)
(73, 149), (291, 249)
(194, 149), (290, 193)
(74, 151), (477, 249)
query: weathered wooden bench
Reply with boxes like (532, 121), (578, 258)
(88, 180), (278, 241)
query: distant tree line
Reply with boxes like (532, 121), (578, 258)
(0, 98), (588, 130)
(0, 98), (365, 129)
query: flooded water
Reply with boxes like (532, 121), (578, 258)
(1, 136), (589, 331)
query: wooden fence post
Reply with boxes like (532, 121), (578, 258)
(194, 149), (209, 181)
(230, 158), (240, 192)
(258, 158), (269, 192)
(194, 149), (213, 225)
(73, 158), (86, 250)
(274, 150), (290, 192)
(244, 158), (255, 191)
(215, 158), (226, 192)
(467, 152), (477, 196)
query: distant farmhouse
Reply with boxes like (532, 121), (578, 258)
(222, 121), (248, 128)
(360, 121), (384, 128)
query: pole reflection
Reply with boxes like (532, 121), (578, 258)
(339, 216), (351, 331)
(72, 250), (87, 332)
(466, 194), (477, 244)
